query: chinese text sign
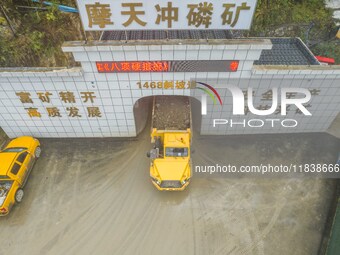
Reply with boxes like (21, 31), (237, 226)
(76, 0), (257, 31)
(96, 60), (239, 73)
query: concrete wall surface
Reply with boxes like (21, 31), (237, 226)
(0, 39), (339, 137)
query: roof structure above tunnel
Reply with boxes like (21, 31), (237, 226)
(99, 30), (320, 66)
(254, 38), (320, 66)
(100, 30), (234, 40)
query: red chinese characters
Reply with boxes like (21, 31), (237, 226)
(96, 61), (170, 73)
(229, 61), (239, 72)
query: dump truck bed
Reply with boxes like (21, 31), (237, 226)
(152, 96), (191, 131)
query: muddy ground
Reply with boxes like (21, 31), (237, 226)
(328, 113), (340, 139)
(0, 126), (339, 255)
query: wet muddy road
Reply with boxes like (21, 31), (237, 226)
(0, 129), (338, 255)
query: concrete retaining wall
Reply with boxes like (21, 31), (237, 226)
(0, 39), (339, 137)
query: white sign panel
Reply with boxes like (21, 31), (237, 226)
(76, 0), (257, 31)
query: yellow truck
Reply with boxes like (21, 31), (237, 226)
(147, 96), (192, 191)
(0, 136), (41, 216)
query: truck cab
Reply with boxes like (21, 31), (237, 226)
(149, 129), (191, 190)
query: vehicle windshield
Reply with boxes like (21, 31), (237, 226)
(1, 147), (27, 153)
(165, 147), (188, 157)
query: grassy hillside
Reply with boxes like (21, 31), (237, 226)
(250, 0), (339, 63)
(0, 0), (338, 67)
(0, 0), (82, 67)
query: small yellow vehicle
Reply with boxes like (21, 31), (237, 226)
(147, 96), (192, 191)
(0, 136), (41, 216)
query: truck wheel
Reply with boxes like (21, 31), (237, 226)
(35, 146), (41, 158)
(15, 189), (24, 203)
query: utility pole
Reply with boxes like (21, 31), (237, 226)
(73, 1), (88, 43)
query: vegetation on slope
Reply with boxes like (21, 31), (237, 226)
(250, 0), (340, 63)
(0, 0), (82, 67)
(0, 0), (339, 67)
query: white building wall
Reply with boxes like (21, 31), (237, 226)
(0, 39), (339, 138)
(193, 74), (340, 135)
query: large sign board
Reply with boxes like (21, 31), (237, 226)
(96, 60), (239, 73)
(76, 0), (257, 31)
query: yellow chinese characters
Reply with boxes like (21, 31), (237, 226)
(16, 91), (103, 119)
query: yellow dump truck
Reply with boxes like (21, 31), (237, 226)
(147, 96), (192, 191)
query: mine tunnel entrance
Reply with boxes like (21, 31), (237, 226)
(133, 95), (202, 135)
